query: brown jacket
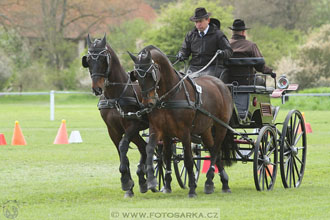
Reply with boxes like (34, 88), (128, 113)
(229, 34), (272, 74)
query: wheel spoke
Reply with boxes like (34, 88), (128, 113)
(264, 167), (269, 189)
(258, 166), (263, 184)
(294, 154), (304, 165)
(266, 146), (276, 157)
(293, 157), (300, 181)
(292, 157), (296, 187)
(292, 114), (297, 139)
(180, 164), (184, 176)
(284, 150), (291, 156)
(289, 158), (292, 187)
(294, 132), (303, 147)
(262, 167), (265, 190)
(284, 139), (290, 150)
(266, 165), (273, 183)
(285, 155), (291, 182)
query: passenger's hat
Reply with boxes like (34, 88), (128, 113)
(190, 7), (211, 21)
(228, 19), (250, 31)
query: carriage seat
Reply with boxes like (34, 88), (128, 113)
(224, 57), (266, 86)
(224, 57), (265, 67)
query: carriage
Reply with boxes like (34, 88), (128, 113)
(83, 35), (306, 197)
(152, 57), (307, 192)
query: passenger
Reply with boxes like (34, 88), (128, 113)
(176, 7), (233, 81)
(228, 19), (276, 85)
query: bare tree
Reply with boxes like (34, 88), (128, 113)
(231, 0), (313, 30)
(0, 0), (145, 69)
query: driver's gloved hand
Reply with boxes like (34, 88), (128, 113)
(271, 72), (276, 78)
(176, 52), (185, 61)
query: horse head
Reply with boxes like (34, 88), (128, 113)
(128, 48), (161, 107)
(82, 33), (111, 96)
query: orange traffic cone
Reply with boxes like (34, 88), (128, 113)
(11, 121), (27, 145)
(258, 164), (273, 177)
(299, 112), (312, 134)
(0, 133), (7, 145)
(201, 156), (219, 173)
(53, 119), (69, 144)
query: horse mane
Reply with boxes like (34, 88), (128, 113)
(140, 45), (172, 65)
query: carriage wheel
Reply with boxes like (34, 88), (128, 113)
(280, 110), (307, 188)
(173, 143), (202, 189)
(253, 125), (278, 191)
(154, 144), (165, 191)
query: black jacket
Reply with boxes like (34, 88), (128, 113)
(180, 24), (233, 67)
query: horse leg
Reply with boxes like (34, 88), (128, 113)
(132, 134), (148, 193)
(118, 126), (140, 193)
(107, 129), (134, 198)
(145, 129), (159, 192)
(215, 157), (231, 193)
(182, 133), (197, 197)
(162, 137), (173, 194)
(208, 125), (229, 194)
(201, 127), (218, 194)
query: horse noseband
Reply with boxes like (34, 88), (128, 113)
(134, 60), (160, 100)
(87, 48), (112, 79)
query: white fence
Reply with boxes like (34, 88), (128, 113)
(0, 90), (91, 121)
(1, 91), (330, 121)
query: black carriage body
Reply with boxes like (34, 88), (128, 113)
(229, 85), (274, 128)
(225, 58), (274, 128)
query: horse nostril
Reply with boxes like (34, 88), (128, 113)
(92, 88), (102, 96)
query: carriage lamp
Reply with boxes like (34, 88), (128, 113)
(252, 97), (258, 107)
(277, 75), (290, 89)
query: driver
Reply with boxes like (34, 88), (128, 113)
(176, 7), (233, 81)
(228, 19), (275, 85)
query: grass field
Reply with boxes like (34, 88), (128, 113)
(0, 94), (329, 220)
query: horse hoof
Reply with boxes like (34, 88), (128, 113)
(222, 188), (232, 193)
(161, 187), (172, 194)
(147, 178), (158, 191)
(188, 193), (197, 198)
(122, 179), (134, 191)
(124, 190), (134, 198)
(149, 187), (158, 193)
(139, 182), (148, 193)
(204, 183), (214, 194)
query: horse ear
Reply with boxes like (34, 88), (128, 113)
(128, 70), (137, 82)
(146, 50), (152, 60)
(100, 33), (106, 48)
(127, 51), (138, 63)
(86, 34), (92, 47)
(82, 55), (89, 68)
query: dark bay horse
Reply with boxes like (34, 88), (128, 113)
(129, 45), (236, 197)
(82, 34), (148, 197)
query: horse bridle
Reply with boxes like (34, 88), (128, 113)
(87, 48), (112, 79)
(134, 60), (160, 100)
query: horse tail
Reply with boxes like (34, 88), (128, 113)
(220, 118), (238, 167)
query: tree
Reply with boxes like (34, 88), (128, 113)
(276, 24), (330, 88)
(0, 0), (152, 91)
(142, 0), (233, 62)
(108, 18), (148, 70)
(248, 24), (304, 66)
(230, 0), (313, 30)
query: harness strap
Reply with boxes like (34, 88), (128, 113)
(157, 100), (196, 109)
(195, 106), (239, 136)
(98, 96), (140, 110)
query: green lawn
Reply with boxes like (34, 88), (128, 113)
(0, 95), (329, 220)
